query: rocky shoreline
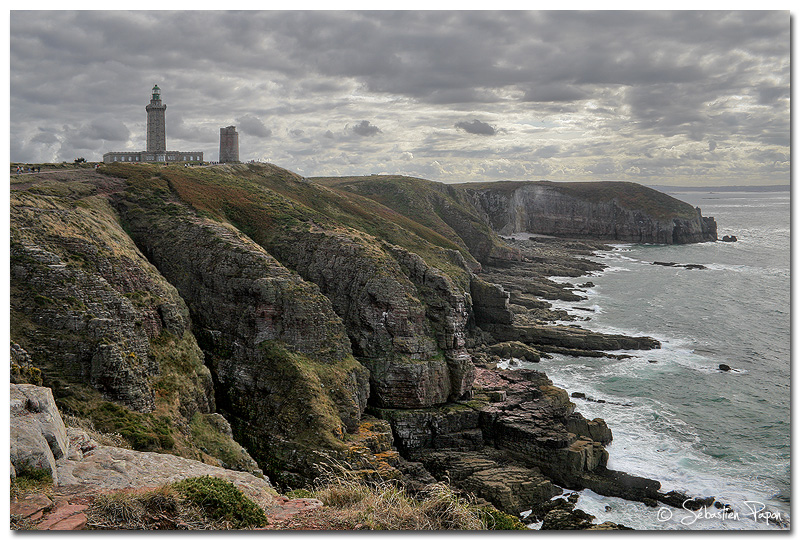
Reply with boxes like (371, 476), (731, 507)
(375, 234), (724, 528)
(10, 165), (728, 530)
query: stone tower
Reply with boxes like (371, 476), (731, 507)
(219, 126), (239, 163)
(145, 84), (167, 154)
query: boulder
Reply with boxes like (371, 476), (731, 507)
(10, 384), (69, 484)
(541, 507), (596, 530)
(487, 341), (541, 363)
(56, 445), (277, 508)
(470, 278), (513, 326)
(415, 449), (561, 515)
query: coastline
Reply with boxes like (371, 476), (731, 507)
(491, 235), (788, 530)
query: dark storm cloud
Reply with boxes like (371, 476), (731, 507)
(9, 10), (789, 185)
(31, 131), (59, 145)
(455, 120), (496, 136)
(351, 120), (381, 137)
(236, 115), (273, 138)
(89, 118), (130, 142)
(522, 85), (588, 103)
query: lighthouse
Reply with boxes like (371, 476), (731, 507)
(145, 84), (167, 157)
(102, 85), (203, 164)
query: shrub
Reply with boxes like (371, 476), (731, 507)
(11, 466), (54, 501)
(478, 507), (529, 530)
(89, 402), (174, 451)
(172, 476), (267, 528)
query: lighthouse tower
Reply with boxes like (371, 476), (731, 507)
(145, 84), (167, 157)
(102, 85), (203, 164)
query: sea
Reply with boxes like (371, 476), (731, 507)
(509, 188), (790, 530)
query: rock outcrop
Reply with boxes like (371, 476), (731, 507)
(10, 384), (69, 484)
(466, 181), (717, 244)
(10, 165), (719, 529)
(10, 177), (245, 466)
(114, 180), (371, 484)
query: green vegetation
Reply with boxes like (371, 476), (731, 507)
(478, 507), (529, 530)
(87, 480), (267, 530)
(257, 340), (351, 447)
(10, 161), (99, 174)
(104, 163), (474, 291)
(454, 179), (698, 220)
(89, 401), (175, 452)
(188, 413), (254, 472)
(11, 467), (53, 495)
(314, 174), (513, 268)
(172, 476), (268, 528)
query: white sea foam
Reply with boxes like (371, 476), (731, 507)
(517, 356), (786, 530)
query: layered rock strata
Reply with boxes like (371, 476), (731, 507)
(466, 181), (717, 244)
(10, 166), (721, 529)
(114, 182), (371, 483)
(10, 184), (215, 423)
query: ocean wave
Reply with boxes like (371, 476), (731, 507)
(519, 348), (788, 529)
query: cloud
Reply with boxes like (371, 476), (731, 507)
(351, 120), (381, 137)
(236, 114), (272, 138)
(31, 131), (59, 145)
(455, 119), (496, 136)
(523, 84), (588, 103)
(89, 118), (130, 142)
(708, 140), (717, 152)
(7, 11), (789, 186)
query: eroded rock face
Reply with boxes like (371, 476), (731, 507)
(470, 278), (513, 326)
(468, 182), (717, 244)
(268, 227), (474, 408)
(383, 243), (475, 402)
(10, 191), (211, 415)
(10, 384), (68, 484)
(114, 188), (370, 482)
(269, 227), (436, 361)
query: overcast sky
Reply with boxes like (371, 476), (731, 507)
(9, 10), (790, 186)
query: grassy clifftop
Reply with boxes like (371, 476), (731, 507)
(313, 175), (517, 264)
(455, 180), (699, 221)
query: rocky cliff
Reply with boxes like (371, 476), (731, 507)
(10, 164), (718, 528)
(112, 175), (370, 484)
(464, 181), (717, 244)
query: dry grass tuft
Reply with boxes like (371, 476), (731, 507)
(310, 463), (486, 530)
(86, 487), (211, 530)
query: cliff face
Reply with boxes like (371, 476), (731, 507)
(11, 164), (711, 513)
(9, 175), (259, 472)
(156, 165), (476, 410)
(466, 182), (717, 244)
(313, 175), (521, 266)
(113, 177), (371, 484)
